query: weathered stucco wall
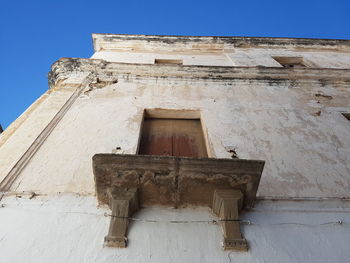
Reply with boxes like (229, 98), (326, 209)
(8, 72), (350, 198)
(92, 49), (350, 69)
(1, 194), (349, 263)
(92, 34), (350, 68)
(92, 51), (234, 66)
(0, 87), (75, 183)
(1, 35), (350, 263)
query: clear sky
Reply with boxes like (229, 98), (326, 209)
(0, 0), (349, 129)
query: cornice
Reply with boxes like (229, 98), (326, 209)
(49, 58), (350, 87)
(92, 33), (350, 52)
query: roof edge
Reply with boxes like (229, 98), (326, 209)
(92, 33), (350, 52)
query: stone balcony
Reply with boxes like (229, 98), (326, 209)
(92, 154), (265, 250)
(93, 154), (265, 209)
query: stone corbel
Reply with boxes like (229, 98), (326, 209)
(212, 189), (247, 251)
(104, 187), (139, 248)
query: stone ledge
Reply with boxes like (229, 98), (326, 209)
(93, 154), (265, 209)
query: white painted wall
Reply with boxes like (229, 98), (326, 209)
(1, 194), (349, 263)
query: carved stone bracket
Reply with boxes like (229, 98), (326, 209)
(212, 189), (247, 251)
(93, 154), (265, 250)
(104, 187), (139, 248)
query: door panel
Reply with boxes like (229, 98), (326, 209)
(138, 118), (208, 158)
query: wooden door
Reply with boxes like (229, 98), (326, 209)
(138, 118), (208, 158)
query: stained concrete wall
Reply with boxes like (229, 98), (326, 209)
(1, 35), (350, 263)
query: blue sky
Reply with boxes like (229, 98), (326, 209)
(0, 0), (349, 129)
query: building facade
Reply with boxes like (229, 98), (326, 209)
(0, 34), (350, 262)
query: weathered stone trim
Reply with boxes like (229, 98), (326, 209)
(212, 189), (248, 251)
(104, 188), (139, 248)
(93, 154), (265, 209)
(49, 58), (350, 86)
(92, 33), (350, 52)
(0, 74), (95, 192)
